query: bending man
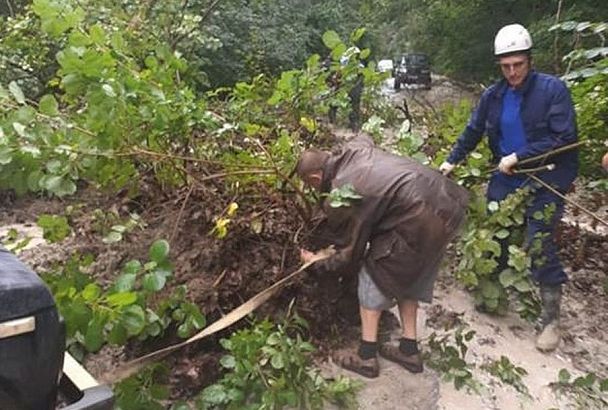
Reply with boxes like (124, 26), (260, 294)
(298, 134), (469, 378)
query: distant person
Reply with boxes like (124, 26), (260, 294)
(602, 151), (608, 172)
(440, 23), (578, 352)
(339, 47), (365, 132)
(297, 133), (469, 378)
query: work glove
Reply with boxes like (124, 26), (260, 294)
(498, 153), (518, 175)
(439, 161), (455, 176)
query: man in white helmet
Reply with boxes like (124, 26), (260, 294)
(440, 24), (579, 352)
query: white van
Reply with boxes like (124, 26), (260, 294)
(377, 59), (394, 73)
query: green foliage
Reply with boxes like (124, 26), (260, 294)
(553, 19), (608, 181)
(325, 183), (362, 208)
(0, 0), (212, 196)
(481, 355), (530, 397)
(361, 114), (385, 142)
(455, 186), (540, 320)
(424, 326), (480, 392)
(36, 213), (71, 242)
(431, 100), (494, 186)
(197, 310), (360, 410)
(42, 241), (205, 359)
(551, 369), (608, 409)
(393, 123), (427, 164)
(1, 0), (392, 200)
(89, 209), (146, 243)
(114, 363), (171, 410)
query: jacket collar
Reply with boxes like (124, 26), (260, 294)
(494, 69), (537, 98)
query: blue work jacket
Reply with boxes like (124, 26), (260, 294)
(447, 70), (579, 191)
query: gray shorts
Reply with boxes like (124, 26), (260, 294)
(358, 265), (396, 311)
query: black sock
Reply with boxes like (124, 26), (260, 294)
(399, 337), (418, 355)
(358, 340), (378, 360)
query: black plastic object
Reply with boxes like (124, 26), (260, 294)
(0, 247), (65, 410)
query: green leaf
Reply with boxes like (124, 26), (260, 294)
(106, 291), (137, 307)
(101, 84), (116, 97)
(495, 229), (510, 239)
(322, 30), (342, 50)
(143, 271), (168, 292)
(200, 384), (228, 405)
(481, 280), (500, 299)
(82, 283), (101, 301)
(150, 384), (170, 400)
(220, 355), (236, 369)
(558, 368), (571, 383)
(513, 280), (532, 293)
(0, 85), (8, 100)
(122, 260), (142, 275)
(89, 24), (106, 44)
(350, 28), (366, 43)
(0, 147), (13, 165)
(532, 211), (544, 220)
(114, 273), (137, 292)
(12, 122), (27, 137)
(267, 333), (281, 346)
(107, 323), (128, 345)
(84, 317), (105, 352)
(498, 269), (517, 287)
(9, 81), (25, 104)
(102, 231), (123, 244)
(41, 175), (77, 197)
(270, 353), (284, 369)
(147, 322), (162, 337)
(39, 94), (59, 116)
(120, 305), (146, 336)
(37, 214), (71, 242)
(149, 239), (170, 262)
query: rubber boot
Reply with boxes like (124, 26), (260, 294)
(535, 284), (562, 352)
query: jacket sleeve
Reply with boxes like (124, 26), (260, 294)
(315, 198), (376, 274)
(446, 91), (490, 165)
(515, 81), (577, 160)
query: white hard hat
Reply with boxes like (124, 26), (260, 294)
(494, 24), (532, 56)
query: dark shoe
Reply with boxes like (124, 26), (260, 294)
(379, 343), (423, 374)
(333, 348), (379, 378)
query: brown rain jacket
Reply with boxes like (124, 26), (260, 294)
(315, 135), (469, 303)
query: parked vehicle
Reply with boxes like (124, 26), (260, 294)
(393, 53), (432, 90)
(377, 59), (394, 73)
(0, 247), (114, 410)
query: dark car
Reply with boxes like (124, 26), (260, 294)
(393, 53), (431, 90)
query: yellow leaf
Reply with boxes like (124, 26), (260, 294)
(227, 202), (239, 216)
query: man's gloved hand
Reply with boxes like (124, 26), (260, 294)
(498, 153), (518, 175)
(439, 161), (455, 176)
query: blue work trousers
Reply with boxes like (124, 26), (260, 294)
(487, 175), (567, 285)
